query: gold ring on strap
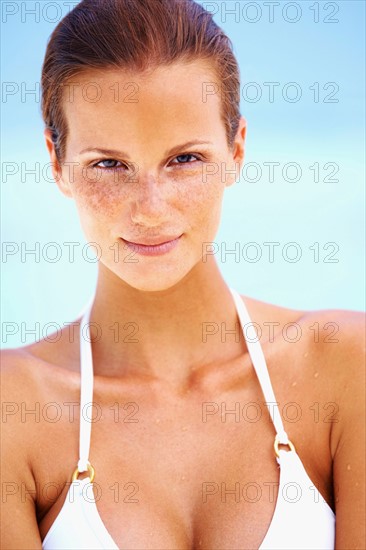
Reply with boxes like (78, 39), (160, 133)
(274, 434), (296, 458)
(71, 463), (95, 483)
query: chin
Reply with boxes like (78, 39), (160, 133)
(104, 260), (197, 293)
(127, 279), (180, 293)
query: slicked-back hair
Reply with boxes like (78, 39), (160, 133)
(41, 0), (241, 163)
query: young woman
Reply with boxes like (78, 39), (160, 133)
(1, 0), (364, 548)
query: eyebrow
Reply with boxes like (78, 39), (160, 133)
(78, 140), (214, 158)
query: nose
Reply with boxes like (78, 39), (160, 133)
(129, 174), (170, 226)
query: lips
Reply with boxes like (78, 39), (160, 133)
(120, 234), (183, 256)
(123, 235), (182, 246)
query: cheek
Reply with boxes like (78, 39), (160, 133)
(66, 176), (127, 250)
(69, 169), (129, 218)
(183, 176), (225, 233)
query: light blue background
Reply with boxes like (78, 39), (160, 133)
(1, 1), (365, 348)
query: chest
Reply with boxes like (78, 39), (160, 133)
(36, 386), (333, 548)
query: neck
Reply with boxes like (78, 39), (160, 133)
(86, 258), (246, 387)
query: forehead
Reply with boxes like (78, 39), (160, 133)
(61, 60), (225, 151)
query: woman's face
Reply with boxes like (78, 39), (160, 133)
(46, 60), (246, 291)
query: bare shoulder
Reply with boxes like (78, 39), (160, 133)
(1, 344), (82, 546)
(242, 293), (365, 418)
(298, 307), (366, 548)
(1, 341), (72, 395)
(300, 306), (365, 439)
(0, 348), (46, 547)
(267, 301), (365, 547)
(243, 292), (365, 363)
(267, 302), (365, 455)
(1, 346), (43, 403)
(0, 346), (38, 433)
(298, 306), (365, 389)
(1, 336), (82, 424)
(1, 336), (82, 546)
(0, 338), (81, 450)
(1, 310), (83, 388)
(0, 346), (57, 441)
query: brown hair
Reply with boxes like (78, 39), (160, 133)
(41, 0), (241, 164)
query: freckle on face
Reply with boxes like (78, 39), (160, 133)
(59, 61), (234, 290)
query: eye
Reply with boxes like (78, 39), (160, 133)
(170, 154), (201, 165)
(93, 159), (125, 170)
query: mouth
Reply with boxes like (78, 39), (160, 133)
(121, 234), (183, 256)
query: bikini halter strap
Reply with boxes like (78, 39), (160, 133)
(74, 288), (292, 477)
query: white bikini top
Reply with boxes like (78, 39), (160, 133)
(41, 288), (335, 549)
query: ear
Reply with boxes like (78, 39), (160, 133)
(44, 128), (73, 198)
(225, 116), (247, 188)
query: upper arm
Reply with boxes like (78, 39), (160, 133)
(0, 350), (43, 549)
(329, 312), (366, 549)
